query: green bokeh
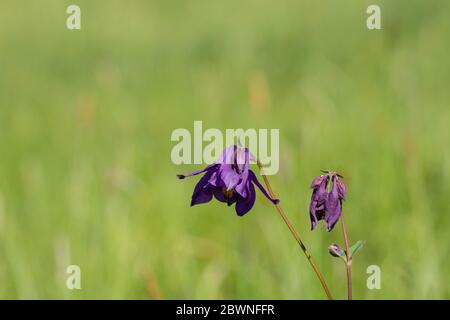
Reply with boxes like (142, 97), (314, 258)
(0, 0), (449, 299)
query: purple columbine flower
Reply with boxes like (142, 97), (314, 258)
(177, 145), (279, 216)
(309, 171), (346, 231)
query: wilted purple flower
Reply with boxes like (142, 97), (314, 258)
(309, 172), (346, 231)
(177, 145), (279, 216)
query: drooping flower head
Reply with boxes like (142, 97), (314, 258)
(309, 171), (346, 231)
(177, 145), (279, 216)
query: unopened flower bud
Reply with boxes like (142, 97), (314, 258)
(328, 243), (344, 258)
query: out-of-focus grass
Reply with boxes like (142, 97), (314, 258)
(0, 0), (449, 299)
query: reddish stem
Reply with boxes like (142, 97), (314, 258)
(257, 162), (333, 300)
(340, 212), (352, 300)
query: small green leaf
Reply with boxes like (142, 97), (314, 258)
(348, 240), (366, 259)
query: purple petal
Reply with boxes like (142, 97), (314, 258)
(234, 146), (248, 173)
(191, 185), (213, 206)
(190, 170), (215, 206)
(207, 170), (223, 187)
(309, 175), (329, 230)
(218, 145), (237, 165)
(336, 178), (346, 200)
(235, 183), (256, 216)
(177, 164), (219, 179)
(324, 176), (342, 231)
(325, 200), (341, 231)
(309, 198), (319, 230)
(212, 187), (227, 202)
(315, 176), (329, 201)
(220, 167), (240, 190)
(310, 175), (326, 189)
(235, 148), (250, 197)
(248, 170), (279, 205)
(212, 187), (237, 206)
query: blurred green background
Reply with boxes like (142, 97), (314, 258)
(0, 0), (449, 299)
